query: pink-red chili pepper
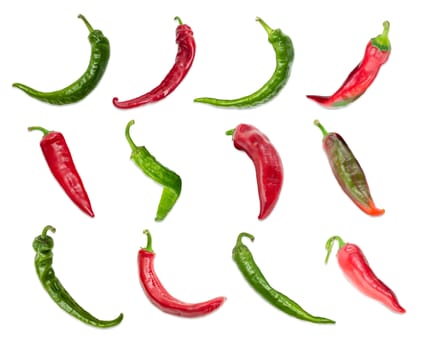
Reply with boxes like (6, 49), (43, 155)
(325, 235), (405, 313)
(226, 124), (283, 220)
(138, 230), (226, 317)
(306, 21), (391, 108)
(112, 16), (196, 109)
(28, 126), (94, 217)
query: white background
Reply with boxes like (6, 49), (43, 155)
(1, 0), (428, 348)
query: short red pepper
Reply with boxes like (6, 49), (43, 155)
(138, 230), (226, 317)
(325, 235), (405, 313)
(28, 126), (94, 217)
(226, 124), (283, 220)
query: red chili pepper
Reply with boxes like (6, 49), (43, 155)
(325, 236), (405, 313)
(307, 21), (391, 108)
(226, 124), (283, 220)
(28, 126), (94, 217)
(138, 230), (226, 317)
(112, 16), (196, 109)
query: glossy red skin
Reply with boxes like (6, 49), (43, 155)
(39, 131), (94, 217)
(337, 242), (405, 313)
(307, 40), (390, 108)
(113, 22), (196, 108)
(231, 124), (283, 220)
(138, 249), (226, 317)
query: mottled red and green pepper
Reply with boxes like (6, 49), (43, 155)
(314, 120), (384, 216)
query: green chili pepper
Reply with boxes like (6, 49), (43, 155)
(13, 14), (110, 105)
(232, 232), (335, 324)
(33, 225), (123, 328)
(194, 17), (294, 108)
(125, 120), (182, 221)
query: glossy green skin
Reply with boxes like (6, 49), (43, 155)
(232, 233), (335, 324)
(13, 15), (110, 105)
(33, 226), (123, 328)
(126, 120), (182, 221)
(194, 17), (294, 108)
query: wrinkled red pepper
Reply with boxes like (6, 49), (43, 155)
(138, 230), (226, 317)
(325, 235), (405, 313)
(28, 126), (94, 217)
(307, 21), (391, 108)
(226, 124), (283, 220)
(113, 16), (196, 109)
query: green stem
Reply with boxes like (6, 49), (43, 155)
(225, 128), (236, 136)
(237, 232), (255, 246)
(78, 14), (94, 33)
(256, 17), (273, 36)
(28, 126), (50, 135)
(314, 119), (328, 137)
(125, 120), (137, 151)
(174, 16), (183, 25)
(41, 225), (56, 238)
(142, 229), (153, 252)
(324, 236), (345, 264)
(371, 21), (390, 51)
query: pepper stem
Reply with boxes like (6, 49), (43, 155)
(142, 229), (154, 252)
(41, 225), (56, 238)
(174, 16), (183, 25)
(256, 17), (273, 36)
(225, 128), (236, 136)
(28, 126), (50, 135)
(237, 232), (255, 246)
(314, 119), (328, 137)
(78, 14), (94, 33)
(125, 120), (137, 151)
(324, 236), (345, 264)
(371, 21), (391, 51)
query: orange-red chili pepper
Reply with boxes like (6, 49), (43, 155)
(307, 21), (390, 108)
(138, 230), (226, 317)
(325, 235), (405, 314)
(113, 16), (196, 109)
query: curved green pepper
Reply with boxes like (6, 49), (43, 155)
(125, 120), (182, 221)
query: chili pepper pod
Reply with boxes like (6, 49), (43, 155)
(307, 21), (391, 108)
(125, 120), (181, 221)
(13, 14), (110, 105)
(314, 120), (384, 216)
(33, 225), (124, 327)
(194, 17), (294, 108)
(28, 126), (94, 217)
(138, 230), (226, 317)
(226, 124), (283, 220)
(233, 233), (335, 324)
(325, 235), (405, 313)
(113, 16), (196, 109)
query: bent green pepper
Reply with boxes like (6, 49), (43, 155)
(125, 120), (182, 221)
(232, 232), (335, 324)
(33, 225), (123, 328)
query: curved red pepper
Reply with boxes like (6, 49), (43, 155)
(307, 21), (391, 108)
(325, 236), (405, 313)
(28, 126), (94, 217)
(113, 16), (196, 109)
(138, 230), (226, 317)
(226, 124), (283, 220)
